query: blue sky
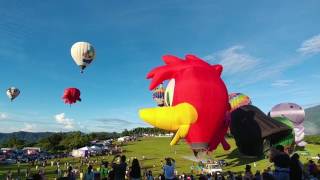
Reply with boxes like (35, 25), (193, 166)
(0, 0), (320, 133)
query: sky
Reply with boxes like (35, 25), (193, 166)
(0, 0), (319, 133)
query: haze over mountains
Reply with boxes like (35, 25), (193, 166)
(305, 105), (320, 135)
(0, 105), (319, 144)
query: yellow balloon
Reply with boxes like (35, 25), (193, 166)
(139, 103), (198, 145)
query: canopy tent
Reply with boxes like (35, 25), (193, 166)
(230, 105), (293, 156)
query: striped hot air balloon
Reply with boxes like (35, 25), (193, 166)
(152, 84), (165, 107)
(229, 93), (252, 112)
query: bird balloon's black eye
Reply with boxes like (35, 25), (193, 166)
(290, 105), (294, 108)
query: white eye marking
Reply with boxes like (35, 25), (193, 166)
(165, 79), (175, 106)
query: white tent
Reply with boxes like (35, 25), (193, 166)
(72, 147), (89, 157)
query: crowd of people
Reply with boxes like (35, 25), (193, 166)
(3, 145), (320, 180)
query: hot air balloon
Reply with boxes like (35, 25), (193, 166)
(229, 93), (252, 112)
(62, 88), (81, 105)
(152, 83), (165, 107)
(139, 54), (230, 155)
(230, 105), (293, 156)
(70, 42), (96, 73)
(6, 87), (20, 101)
(270, 103), (307, 147)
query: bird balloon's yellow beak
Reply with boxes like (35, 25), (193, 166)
(139, 103), (198, 146)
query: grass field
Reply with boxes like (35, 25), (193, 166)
(0, 137), (319, 179)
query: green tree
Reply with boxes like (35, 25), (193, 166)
(1, 136), (26, 149)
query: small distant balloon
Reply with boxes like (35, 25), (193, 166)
(152, 84), (165, 107)
(229, 93), (252, 112)
(70, 42), (96, 73)
(62, 88), (81, 105)
(6, 87), (20, 101)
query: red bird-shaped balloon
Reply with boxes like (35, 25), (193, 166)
(139, 55), (230, 155)
(62, 88), (81, 105)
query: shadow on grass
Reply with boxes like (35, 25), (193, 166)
(224, 148), (264, 167)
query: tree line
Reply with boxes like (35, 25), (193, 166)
(2, 128), (319, 153)
(0, 127), (170, 153)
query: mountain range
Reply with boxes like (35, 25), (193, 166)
(0, 105), (319, 144)
(305, 105), (320, 135)
(0, 131), (54, 144)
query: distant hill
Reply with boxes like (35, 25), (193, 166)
(305, 105), (320, 135)
(0, 131), (54, 144)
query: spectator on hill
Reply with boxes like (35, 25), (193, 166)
(67, 166), (76, 180)
(261, 172), (275, 180)
(226, 171), (235, 180)
(84, 165), (94, 180)
(269, 145), (290, 180)
(254, 170), (261, 180)
(112, 155), (127, 180)
(146, 170), (154, 180)
(235, 173), (242, 180)
(163, 157), (176, 180)
(6, 170), (12, 180)
(158, 173), (166, 180)
(307, 160), (318, 177)
(32, 173), (42, 180)
(129, 158), (141, 180)
(243, 164), (253, 180)
(289, 153), (303, 180)
(108, 164), (115, 180)
(100, 161), (109, 180)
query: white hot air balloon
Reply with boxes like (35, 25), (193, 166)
(70, 42), (96, 73)
(6, 87), (20, 101)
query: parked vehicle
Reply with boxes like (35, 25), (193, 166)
(202, 163), (223, 174)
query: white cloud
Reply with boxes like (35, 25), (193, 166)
(271, 80), (294, 87)
(298, 34), (320, 55)
(21, 123), (36, 132)
(0, 113), (8, 120)
(205, 45), (260, 75)
(54, 113), (75, 129)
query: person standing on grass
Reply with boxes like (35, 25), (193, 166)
(100, 161), (109, 180)
(129, 158), (141, 180)
(84, 165), (94, 180)
(269, 145), (290, 180)
(112, 154), (127, 180)
(163, 157), (175, 180)
(289, 153), (303, 180)
(243, 164), (253, 180)
(146, 170), (154, 180)
(67, 166), (76, 180)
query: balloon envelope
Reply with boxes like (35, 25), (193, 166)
(270, 102), (306, 147)
(70, 42), (96, 72)
(229, 93), (251, 112)
(230, 105), (293, 156)
(152, 84), (165, 106)
(270, 103), (305, 124)
(6, 87), (20, 101)
(62, 88), (81, 105)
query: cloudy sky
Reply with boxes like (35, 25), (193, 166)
(0, 0), (319, 133)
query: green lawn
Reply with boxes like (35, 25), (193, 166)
(0, 137), (319, 179)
